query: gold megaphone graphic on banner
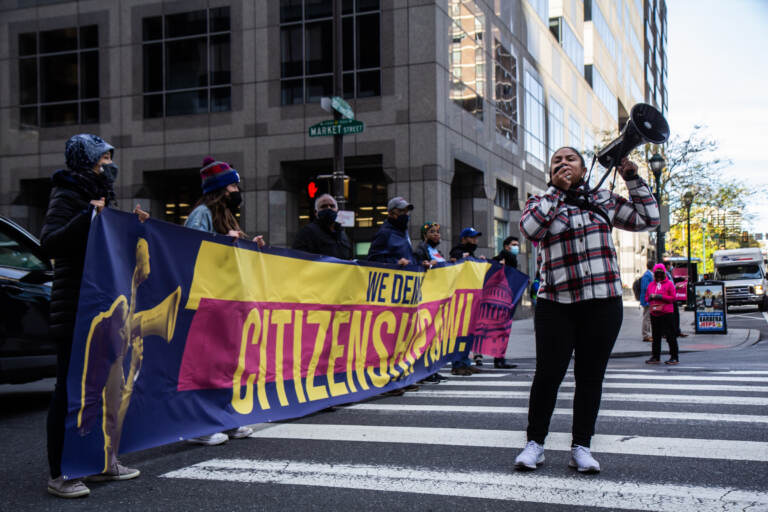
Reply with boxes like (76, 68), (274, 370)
(77, 237), (181, 473)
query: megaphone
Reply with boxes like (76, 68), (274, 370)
(596, 103), (670, 170)
(132, 286), (181, 342)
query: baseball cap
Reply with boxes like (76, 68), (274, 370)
(460, 227), (482, 238)
(387, 196), (414, 211)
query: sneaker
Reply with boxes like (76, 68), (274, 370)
(434, 373), (448, 382)
(404, 384), (420, 391)
(225, 426), (253, 439)
(494, 359), (518, 369)
(664, 359), (680, 365)
(569, 445), (600, 473)
(514, 440), (545, 470)
(645, 357), (661, 365)
(451, 367), (472, 376)
(47, 476), (90, 498)
(383, 388), (406, 396)
(474, 355), (484, 366)
(188, 432), (229, 446)
(86, 462), (140, 482)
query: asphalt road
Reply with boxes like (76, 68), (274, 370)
(1, 309), (766, 511)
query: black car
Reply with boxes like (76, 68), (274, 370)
(0, 215), (56, 384)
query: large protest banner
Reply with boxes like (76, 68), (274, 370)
(62, 209), (528, 478)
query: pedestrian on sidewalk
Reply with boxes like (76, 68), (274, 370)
(645, 263), (680, 365)
(184, 156), (265, 445)
(41, 134), (145, 498)
(514, 146), (659, 474)
(639, 261), (654, 342)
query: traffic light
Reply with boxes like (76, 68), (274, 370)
(307, 181), (319, 199)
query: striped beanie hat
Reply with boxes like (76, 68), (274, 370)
(200, 156), (240, 195)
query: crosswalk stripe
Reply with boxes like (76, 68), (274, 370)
(342, 403), (768, 424)
(434, 380), (768, 392)
(162, 458), (768, 512)
(444, 372), (768, 383)
(469, 368), (768, 376)
(405, 389), (768, 406)
(248, 424), (768, 462)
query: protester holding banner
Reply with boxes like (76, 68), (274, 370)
(449, 227), (486, 261)
(292, 193), (353, 259)
(515, 146), (659, 473)
(366, 196), (418, 266)
(41, 134), (142, 498)
(413, 221), (446, 267)
(644, 263), (680, 365)
(494, 236), (520, 268)
(183, 156), (263, 445)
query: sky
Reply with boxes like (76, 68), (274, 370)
(666, 0), (768, 234)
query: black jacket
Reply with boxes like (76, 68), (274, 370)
(494, 249), (518, 268)
(40, 169), (108, 340)
(414, 241), (445, 264)
(449, 242), (477, 260)
(292, 220), (353, 260)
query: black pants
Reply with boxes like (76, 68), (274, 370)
(672, 301), (682, 336)
(651, 313), (679, 359)
(527, 297), (622, 448)
(47, 334), (72, 479)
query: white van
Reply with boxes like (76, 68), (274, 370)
(712, 248), (767, 311)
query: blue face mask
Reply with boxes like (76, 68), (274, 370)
(510, 245), (520, 255)
(392, 214), (409, 231)
(317, 208), (337, 224)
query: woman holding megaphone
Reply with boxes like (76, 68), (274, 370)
(514, 146), (660, 474)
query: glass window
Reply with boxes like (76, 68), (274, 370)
(494, 219), (508, 254)
(569, 115), (581, 149)
(0, 230), (47, 270)
(495, 181), (519, 210)
(524, 71), (545, 164)
(17, 25), (100, 128)
(550, 17), (584, 73)
(279, 0), (381, 105)
(449, 0), (485, 120)
(527, 0), (549, 24)
(548, 97), (563, 160)
(590, 66), (617, 120)
(588, 1), (616, 59)
(494, 39), (517, 142)
(142, 8), (231, 117)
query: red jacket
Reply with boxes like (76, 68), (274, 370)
(645, 263), (676, 315)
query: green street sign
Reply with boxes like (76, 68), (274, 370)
(308, 119), (364, 137)
(331, 96), (354, 119)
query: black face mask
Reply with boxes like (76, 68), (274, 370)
(317, 208), (337, 225)
(427, 238), (440, 248)
(101, 163), (119, 183)
(465, 242), (478, 253)
(391, 214), (409, 231)
(226, 190), (242, 211)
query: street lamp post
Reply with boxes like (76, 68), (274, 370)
(649, 153), (666, 261)
(683, 190), (695, 309)
(701, 216), (709, 277)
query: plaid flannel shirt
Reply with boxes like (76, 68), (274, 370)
(520, 176), (660, 304)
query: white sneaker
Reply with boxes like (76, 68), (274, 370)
(225, 426), (253, 439)
(514, 440), (545, 470)
(569, 445), (601, 473)
(86, 462), (140, 482)
(188, 432), (229, 445)
(47, 476), (90, 498)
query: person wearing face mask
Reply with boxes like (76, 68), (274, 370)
(293, 193), (352, 259)
(367, 196), (417, 267)
(41, 134), (149, 498)
(449, 228), (487, 261)
(513, 146), (659, 474)
(494, 236), (520, 269)
(183, 156), (263, 445)
(644, 263), (679, 365)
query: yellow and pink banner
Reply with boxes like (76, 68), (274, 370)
(62, 210), (528, 478)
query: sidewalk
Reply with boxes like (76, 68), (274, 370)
(504, 300), (761, 361)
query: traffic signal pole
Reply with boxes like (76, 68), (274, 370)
(332, 0), (346, 210)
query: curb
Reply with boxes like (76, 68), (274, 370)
(607, 328), (761, 359)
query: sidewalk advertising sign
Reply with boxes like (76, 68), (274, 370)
(59, 209), (529, 479)
(693, 280), (727, 334)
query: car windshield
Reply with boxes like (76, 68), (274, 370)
(715, 264), (762, 281)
